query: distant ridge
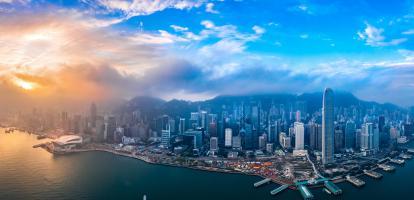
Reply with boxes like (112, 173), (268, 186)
(116, 92), (404, 118)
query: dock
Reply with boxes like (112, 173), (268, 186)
(270, 184), (289, 195)
(324, 181), (342, 195)
(253, 178), (271, 188)
(363, 170), (382, 179)
(399, 154), (412, 160)
(378, 164), (396, 172)
(390, 158), (405, 165)
(298, 185), (314, 200)
(346, 176), (365, 187)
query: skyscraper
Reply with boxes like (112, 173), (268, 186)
(179, 118), (186, 135)
(161, 124), (171, 149)
(322, 88), (334, 165)
(294, 122), (305, 150)
(90, 102), (97, 128)
(345, 120), (356, 149)
(225, 128), (233, 147)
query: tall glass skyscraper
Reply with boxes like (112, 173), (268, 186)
(322, 88), (334, 165)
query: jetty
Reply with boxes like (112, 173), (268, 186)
(253, 178), (271, 188)
(346, 176), (365, 187)
(363, 170), (382, 179)
(399, 154), (412, 160)
(324, 181), (342, 195)
(390, 158), (405, 165)
(298, 185), (314, 200)
(378, 164), (395, 172)
(270, 184), (289, 195)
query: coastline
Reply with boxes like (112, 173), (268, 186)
(42, 145), (292, 187)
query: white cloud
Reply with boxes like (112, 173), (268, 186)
(0, 0), (30, 4)
(82, 0), (206, 23)
(300, 34), (309, 39)
(130, 30), (189, 44)
(252, 25), (265, 35)
(205, 2), (218, 14)
(357, 23), (407, 47)
(399, 49), (414, 61)
(170, 25), (188, 32)
(402, 29), (414, 35)
(201, 20), (215, 29)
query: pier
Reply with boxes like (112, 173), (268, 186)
(324, 181), (342, 195)
(378, 164), (396, 172)
(346, 176), (365, 187)
(270, 184), (289, 195)
(253, 178), (271, 188)
(363, 170), (382, 179)
(390, 158), (405, 165)
(399, 154), (412, 160)
(298, 185), (314, 200)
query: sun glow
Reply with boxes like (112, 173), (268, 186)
(13, 78), (37, 90)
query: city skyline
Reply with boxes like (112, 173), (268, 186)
(0, 0), (414, 112)
(2, 1), (414, 200)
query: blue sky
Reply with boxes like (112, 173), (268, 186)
(1, 0), (414, 107)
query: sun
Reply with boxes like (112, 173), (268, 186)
(13, 78), (36, 90)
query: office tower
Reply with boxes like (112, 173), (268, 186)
(294, 122), (305, 150)
(161, 124), (171, 148)
(183, 130), (203, 149)
(373, 125), (380, 150)
(210, 137), (218, 151)
(232, 135), (242, 150)
(104, 115), (116, 142)
(96, 117), (105, 141)
(244, 123), (253, 149)
(267, 120), (278, 143)
(168, 119), (175, 133)
(179, 118), (186, 135)
(72, 115), (82, 134)
(266, 143), (274, 153)
(334, 129), (344, 152)
(361, 123), (379, 151)
(90, 102), (97, 128)
(251, 105), (259, 148)
(190, 112), (199, 129)
(208, 122), (217, 137)
(322, 88), (334, 164)
(355, 129), (362, 149)
(225, 128), (233, 147)
(114, 127), (124, 143)
(378, 115), (385, 133)
(295, 110), (301, 122)
(345, 120), (356, 149)
(200, 111), (208, 130)
(390, 127), (400, 139)
(404, 123), (414, 136)
(279, 132), (291, 149)
(309, 123), (322, 151)
(259, 134), (267, 149)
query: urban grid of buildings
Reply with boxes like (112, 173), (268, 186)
(12, 88), (414, 172)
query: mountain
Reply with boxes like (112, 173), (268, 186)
(116, 92), (405, 118)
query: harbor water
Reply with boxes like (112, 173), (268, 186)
(0, 129), (413, 200)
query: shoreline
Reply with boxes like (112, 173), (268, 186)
(52, 147), (375, 191)
(43, 145), (294, 187)
(8, 128), (412, 192)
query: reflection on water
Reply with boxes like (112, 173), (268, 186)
(1, 128), (414, 200)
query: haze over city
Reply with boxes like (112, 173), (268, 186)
(1, 1), (414, 200)
(1, 0), (414, 114)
